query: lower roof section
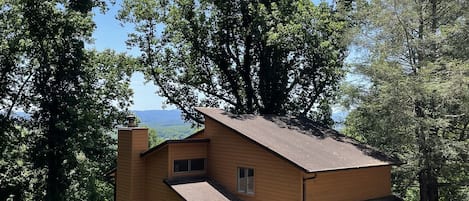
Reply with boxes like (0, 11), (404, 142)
(165, 177), (240, 201)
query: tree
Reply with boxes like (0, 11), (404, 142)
(118, 0), (354, 125)
(1, 0), (135, 200)
(342, 0), (469, 200)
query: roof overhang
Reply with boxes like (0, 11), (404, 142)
(140, 138), (210, 158)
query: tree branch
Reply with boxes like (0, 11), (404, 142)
(145, 18), (203, 124)
(393, 1), (417, 73)
(301, 78), (325, 116)
(6, 69), (34, 118)
(150, 71), (203, 124)
(196, 85), (237, 106)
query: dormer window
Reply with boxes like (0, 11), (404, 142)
(237, 167), (254, 194)
(174, 158), (205, 172)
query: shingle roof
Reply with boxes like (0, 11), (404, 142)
(165, 177), (240, 201)
(195, 107), (399, 173)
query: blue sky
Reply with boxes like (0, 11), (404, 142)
(90, 2), (166, 110)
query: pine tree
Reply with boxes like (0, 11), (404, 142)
(343, 0), (469, 200)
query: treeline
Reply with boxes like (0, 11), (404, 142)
(1, 0), (467, 200)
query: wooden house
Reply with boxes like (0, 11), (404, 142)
(109, 107), (401, 201)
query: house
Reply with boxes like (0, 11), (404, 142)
(109, 107), (402, 201)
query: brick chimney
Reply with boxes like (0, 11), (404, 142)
(116, 115), (148, 201)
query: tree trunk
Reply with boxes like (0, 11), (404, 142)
(44, 99), (67, 201)
(419, 169), (439, 201)
(45, 134), (66, 201)
(415, 99), (439, 201)
(45, 154), (64, 201)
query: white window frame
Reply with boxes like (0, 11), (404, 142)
(237, 167), (254, 195)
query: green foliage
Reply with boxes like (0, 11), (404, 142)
(1, 0), (135, 200)
(142, 122), (195, 139)
(343, 0), (469, 200)
(118, 0), (354, 126)
(145, 124), (196, 147)
(0, 125), (36, 200)
(148, 127), (165, 147)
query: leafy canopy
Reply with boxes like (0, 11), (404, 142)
(119, 0), (353, 125)
(1, 0), (135, 200)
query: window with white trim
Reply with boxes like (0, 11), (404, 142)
(237, 167), (254, 194)
(173, 158), (205, 172)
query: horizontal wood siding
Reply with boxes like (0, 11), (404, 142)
(305, 166), (392, 201)
(169, 142), (208, 178)
(131, 129), (148, 201)
(205, 117), (302, 201)
(117, 128), (147, 201)
(117, 130), (131, 201)
(144, 146), (183, 201)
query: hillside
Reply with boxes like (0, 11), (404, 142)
(133, 110), (195, 139)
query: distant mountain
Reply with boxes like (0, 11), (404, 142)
(13, 109), (347, 128)
(133, 110), (195, 139)
(133, 110), (186, 126)
(10, 109), (348, 139)
(134, 109), (348, 125)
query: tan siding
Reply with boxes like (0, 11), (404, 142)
(117, 128), (148, 201)
(205, 117), (302, 201)
(116, 130), (131, 201)
(130, 129), (147, 201)
(168, 142), (208, 178)
(170, 142), (208, 159)
(304, 166), (392, 201)
(144, 146), (183, 201)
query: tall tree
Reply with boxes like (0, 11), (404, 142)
(343, 0), (469, 200)
(1, 0), (134, 200)
(118, 0), (353, 125)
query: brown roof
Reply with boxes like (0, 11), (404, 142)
(165, 177), (240, 201)
(195, 107), (398, 173)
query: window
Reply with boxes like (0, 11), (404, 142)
(173, 160), (189, 172)
(174, 158), (205, 172)
(190, 158), (205, 171)
(237, 167), (254, 194)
